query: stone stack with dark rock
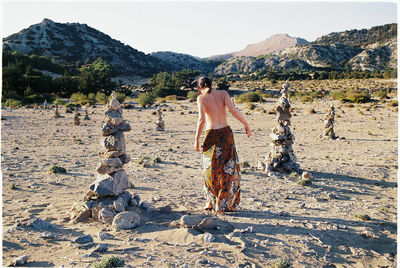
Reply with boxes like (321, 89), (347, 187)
(53, 103), (62, 118)
(322, 104), (337, 139)
(84, 105), (90, 120)
(74, 107), (80, 125)
(264, 80), (299, 174)
(155, 106), (165, 131)
(69, 92), (144, 229)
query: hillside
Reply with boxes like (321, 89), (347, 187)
(209, 34), (308, 61)
(215, 23), (397, 75)
(2, 19), (173, 77)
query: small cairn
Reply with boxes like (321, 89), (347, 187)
(73, 107), (80, 125)
(264, 80), (299, 173)
(53, 103), (62, 118)
(155, 106), (165, 131)
(322, 104), (337, 139)
(69, 92), (144, 230)
(83, 105), (90, 120)
(43, 99), (48, 110)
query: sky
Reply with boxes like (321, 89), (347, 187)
(1, 1), (398, 58)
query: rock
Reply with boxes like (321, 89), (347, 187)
(139, 201), (151, 213)
(130, 195), (140, 207)
(93, 244), (108, 253)
(11, 255), (29, 266)
(26, 218), (59, 231)
(101, 121), (131, 136)
(180, 214), (207, 228)
(96, 158), (124, 174)
(256, 160), (266, 171)
(159, 205), (172, 214)
(69, 203), (91, 223)
(89, 170), (131, 197)
(203, 233), (215, 242)
(152, 195), (162, 202)
(112, 211), (141, 230)
(99, 207), (116, 224)
(74, 234), (93, 244)
(197, 217), (215, 230)
(113, 198), (126, 213)
(299, 202), (306, 208)
(105, 110), (123, 126)
(302, 171), (312, 179)
(100, 132), (126, 152)
(97, 231), (112, 241)
(39, 232), (55, 239)
(98, 148), (126, 159)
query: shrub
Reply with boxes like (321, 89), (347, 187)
(187, 91), (198, 102)
(49, 165), (67, 174)
(138, 91), (155, 107)
(235, 92), (263, 103)
(330, 89), (370, 103)
(386, 100), (398, 107)
(95, 92), (108, 104)
(25, 94), (48, 104)
(270, 258), (290, 268)
(297, 178), (311, 186)
(87, 93), (96, 105)
(53, 97), (66, 106)
(329, 90), (347, 102)
(70, 92), (88, 105)
(354, 214), (371, 221)
(3, 98), (22, 108)
(91, 255), (125, 268)
(373, 89), (388, 100)
(246, 103), (256, 110)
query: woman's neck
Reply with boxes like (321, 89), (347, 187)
(201, 87), (211, 95)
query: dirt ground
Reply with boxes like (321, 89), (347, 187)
(1, 82), (398, 267)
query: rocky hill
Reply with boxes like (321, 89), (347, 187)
(150, 51), (214, 74)
(210, 34), (308, 60)
(2, 18), (173, 77)
(215, 24), (397, 75)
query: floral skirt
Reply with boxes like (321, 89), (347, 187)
(202, 126), (240, 212)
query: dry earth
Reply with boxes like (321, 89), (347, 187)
(1, 82), (398, 267)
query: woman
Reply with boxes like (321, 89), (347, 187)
(194, 77), (251, 213)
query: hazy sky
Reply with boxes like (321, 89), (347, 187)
(2, 1), (398, 58)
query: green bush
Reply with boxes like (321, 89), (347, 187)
(53, 97), (66, 106)
(138, 91), (155, 107)
(87, 93), (96, 105)
(187, 91), (198, 102)
(95, 92), (108, 104)
(330, 89), (370, 103)
(91, 255), (125, 268)
(70, 92), (88, 105)
(49, 165), (67, 174)
(108, 92), (126, 103)
(270, 258), (290, 268)
(235, 92), (263, 103)
(373, 89), (388, 100)
(3, 98), (22, 108)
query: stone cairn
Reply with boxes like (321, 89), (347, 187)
(43, 99), (47, 110)
(69, 92), (144, 230)
(322, 104), (337, 139)
(155, 106), (165, 131)
(53, 103), (62, 118)
(73, 107), (80, 125)
(263, 80), (299, 173)
(84, 105), (90, 120)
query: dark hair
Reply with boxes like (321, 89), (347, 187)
(197, 76), (212, 95)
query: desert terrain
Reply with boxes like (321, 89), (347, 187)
(2, 79), (397, 267)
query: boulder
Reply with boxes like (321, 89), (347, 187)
(112, 211), (141, 230)
(99, 207), (116, 224)
(89, 170), (131, 197)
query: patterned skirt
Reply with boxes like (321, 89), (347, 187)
(202, 126), (241, 212)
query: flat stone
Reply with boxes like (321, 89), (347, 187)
(203, 233), (215, 243)
(97, 231), (112, 241)
(98, 148), (126, 159)
(302, 171), (312, 179)
(93, 244), (108, 252)
(101, 122), (131, 136)
(112, 211), (141, 230)
(74, 234), (93, 244)
(26, 218), (59, 231)
(11, 255), (29, 266)
(96, 158), (124, 174)
(105, 110), (123, 126)
(69, 203), (91, 223)
(180, 215), (207, 228)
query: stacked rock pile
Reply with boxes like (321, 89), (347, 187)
(84, 105), (90, 120)
(69, 93), (144, 230)
(323, 104), (337, 139)
(53, 103), (62, 118)
(264, 80), (299, 173)
(74, 107), (80, 125)
(155, 106), (165, 131)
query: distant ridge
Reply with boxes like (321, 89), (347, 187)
(209, 33), (308, 60)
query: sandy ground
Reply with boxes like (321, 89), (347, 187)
(1, 87), (398, 267)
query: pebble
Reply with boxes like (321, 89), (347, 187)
(26, 218), (59, 231)
(299, 202), (306, 208)
(93, 244), (108, 252)
(203, 233), (215, 243)
(39, 231), (55, 239)
(97, 231), (111, 241)
(11, 255), (29, 266)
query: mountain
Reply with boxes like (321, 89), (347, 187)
(215, 23), (397, 75)
(209, 34), (308, 60)
(150, 51), (215, 74)
(2, 18), (173, 77)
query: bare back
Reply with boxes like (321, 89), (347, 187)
(199, 90), (229, 130)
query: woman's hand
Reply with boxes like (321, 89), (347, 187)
(194, 139), (200, 152)
(245, 124), (251, 138)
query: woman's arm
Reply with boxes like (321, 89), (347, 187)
(194, 95), (206, 151)
(224, 91), (251, 138)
